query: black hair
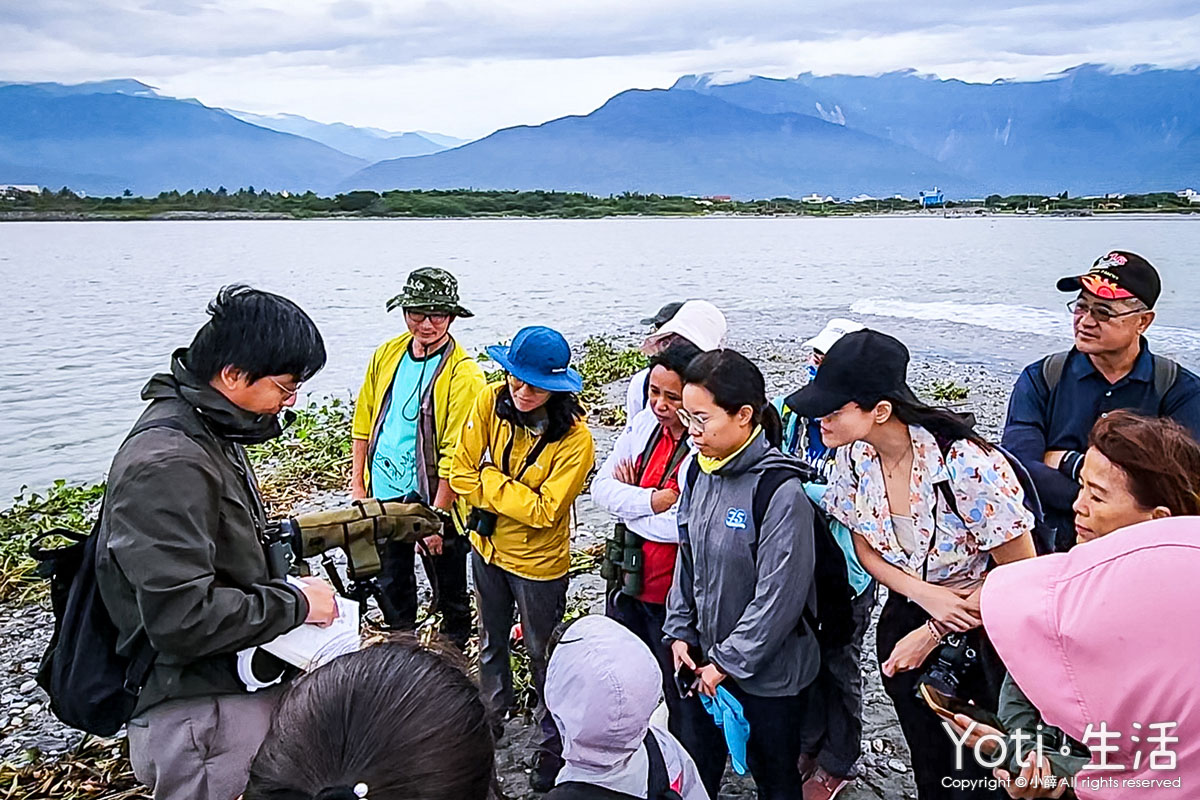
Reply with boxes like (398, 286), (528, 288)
(244, 636), (495, 800)
(648, 340), (702, 378)
(683, 349), (783, 448)
(185, 284), (327, 383)
(495, 384), (586, 443)
(876, 393), (990, 451)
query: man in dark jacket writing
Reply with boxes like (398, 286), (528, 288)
(95, 285), (337, 800)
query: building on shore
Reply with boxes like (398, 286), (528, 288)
(919, 187), (945, 208)
(0, 184), (42, 198)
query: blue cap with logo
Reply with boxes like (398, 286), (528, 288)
(486, 326), (583, 393)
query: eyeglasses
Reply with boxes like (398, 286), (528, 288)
(405, 309), (451, 324)
(267, 376), (302, 399)
(1067, 298), (1145, 324)
(507, 375), (549, 395)
(676, 408), (708, 434)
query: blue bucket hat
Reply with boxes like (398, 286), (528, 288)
(486, 326), (583, 394)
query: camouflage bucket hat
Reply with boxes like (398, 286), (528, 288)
(385, 267), (474, 318)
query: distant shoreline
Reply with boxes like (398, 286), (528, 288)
(4, 187), (1198, 222)
(2, 209), (1197, 222)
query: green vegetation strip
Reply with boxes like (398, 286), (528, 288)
(10, 187), (1190, 221)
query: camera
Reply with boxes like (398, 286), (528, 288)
(467, 507), (498, 537)
(915, 631), (978, 700)
(263, 517), (303, 580)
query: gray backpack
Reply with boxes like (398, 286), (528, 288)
(1041, 350), (1178, 409)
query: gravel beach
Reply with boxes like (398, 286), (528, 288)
(0, 334), (1020, 799)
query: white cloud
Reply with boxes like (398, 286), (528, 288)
(2, 0), (1197, 137)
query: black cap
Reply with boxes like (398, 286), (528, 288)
(640, 301), (684, 331)
(785, 329), (920, 419)
(1056, 250), (1161, 309)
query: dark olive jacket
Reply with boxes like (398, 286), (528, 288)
(95, 352), (308, 715)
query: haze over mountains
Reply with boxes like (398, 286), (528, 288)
(226, 110), (465, 162)
(2, 66), (1198, 198)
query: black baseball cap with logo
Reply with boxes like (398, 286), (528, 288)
(786, 329), (922, 419)
(1056, 250), (1161, 309)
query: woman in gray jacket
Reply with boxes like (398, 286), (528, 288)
(664, 349), (819, 800)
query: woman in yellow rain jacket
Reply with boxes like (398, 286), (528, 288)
(450, 325), (594, 792)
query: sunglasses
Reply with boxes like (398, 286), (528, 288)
(405, 309), (451, 324)
(1067, 298), (1145, 324)
(507, 375), (550, 395)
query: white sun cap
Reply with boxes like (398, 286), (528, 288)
(803, 318), (866, 354)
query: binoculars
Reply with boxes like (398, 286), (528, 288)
(599, 523), (644, 597)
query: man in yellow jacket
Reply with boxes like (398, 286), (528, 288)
(352, 267), (486, 648)
(451, 325), (594, 792)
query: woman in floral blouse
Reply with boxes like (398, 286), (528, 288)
(789, 330), (1035, 800)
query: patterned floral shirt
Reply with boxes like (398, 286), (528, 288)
(821, 425), (1033, 586)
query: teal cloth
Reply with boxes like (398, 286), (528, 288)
(370, 349), (439, 499)
(803, 483), (873, 597)
(699, 686), (750, 775)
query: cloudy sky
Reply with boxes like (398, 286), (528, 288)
(3, 0), (1197, 138)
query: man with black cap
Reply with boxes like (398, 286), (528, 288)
(1002, 250), (1200, 551)
(351, 267), (487, 646)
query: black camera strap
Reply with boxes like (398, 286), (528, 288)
(501, 428), (551, 483)
(635, 427), (691, 490)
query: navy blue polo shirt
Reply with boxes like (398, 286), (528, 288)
(1002, 341), (1200, 547)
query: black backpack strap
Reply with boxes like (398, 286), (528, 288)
(643, 731), (682, 800)
(123, 638), (156, 696)
(684, 458), (700, 492)
(750, 468), (793, 533)
(750, 468), (825, 636)
(1153, 355), (1180, 410)
(1041, 351), (1069, 394)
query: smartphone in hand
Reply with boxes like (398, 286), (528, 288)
(919, 682), (1006, 732)
(674, 663), (698, 699)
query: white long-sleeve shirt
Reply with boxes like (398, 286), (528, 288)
(624, 367), (651, 422)
(591, 407), (693, 544)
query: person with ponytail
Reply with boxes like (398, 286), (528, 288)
(789, 330), (1036, 800)
(243, 636), (495, 800)
(662, 349), (818, 799)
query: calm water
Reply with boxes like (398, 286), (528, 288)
(2, 216), (1199, 498)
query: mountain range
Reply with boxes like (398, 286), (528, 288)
(346, 88), (966, 198)
(226, 110), (465, 162)
(348, 64), (1200, 198)
(2, 66), (1198, 198)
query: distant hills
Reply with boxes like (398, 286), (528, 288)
(674, 65), (1200, 196)
(346, 88), (967, 198)
(348, 64), (1200, 198)
(0, 81), (462, 195)
(0, 83), (363, 195)
(226, 110), (462, 162)
(3, 66), (1198, 197)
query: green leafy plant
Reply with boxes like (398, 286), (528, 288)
(248, 398), (354, 513)
(577, 336), (648, 406)
(926, 379), (969, 403)
(0, 480), (105, 603)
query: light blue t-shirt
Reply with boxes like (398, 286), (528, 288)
(370, 349), (440, 500)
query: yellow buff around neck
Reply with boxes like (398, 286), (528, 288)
(697, 427), (762, 474)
